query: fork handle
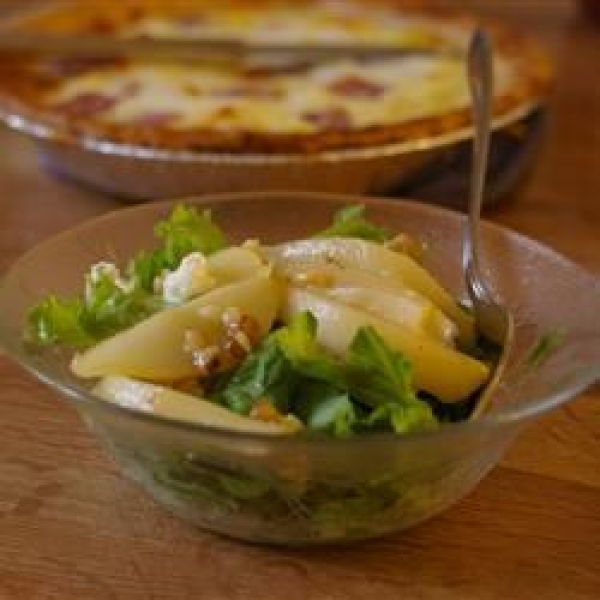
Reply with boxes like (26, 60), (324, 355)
(464, 29), (494, 275)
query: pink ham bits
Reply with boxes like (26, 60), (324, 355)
(55, 93), (117, 117)
(327, 76), (386, 99)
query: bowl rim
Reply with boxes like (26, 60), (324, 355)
(1, 190), (599, 447)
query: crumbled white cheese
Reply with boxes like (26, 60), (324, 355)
(162, 252), (216, 304)
(85, 261), (133, 301)
(102, 377), (157, 413)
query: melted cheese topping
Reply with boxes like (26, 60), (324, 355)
(45, 2), (516, 134)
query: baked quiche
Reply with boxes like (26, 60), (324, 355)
(0, 0), (552, 153)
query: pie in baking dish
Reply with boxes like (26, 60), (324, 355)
(0, 0), (552, 153)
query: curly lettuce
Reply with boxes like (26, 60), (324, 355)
(315, 205), (391, 243)
(130, 204), (226, 292)
(27, 296), (94, 350)
(26, 204), (226, 348)
(215, 312), (437, 436)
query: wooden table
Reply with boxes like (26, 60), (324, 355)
(1, 4), (599, 599)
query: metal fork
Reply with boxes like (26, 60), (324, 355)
(464, 30), (515, 419)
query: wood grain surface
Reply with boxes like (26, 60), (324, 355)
(0, 2), (599, 599)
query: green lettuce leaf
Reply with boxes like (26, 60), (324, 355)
(345, 327), (438, 432)
(315, 205), (391, 243)
(295, 381), (356, 438)
(216, 316), (438, 436)
(345, 326), (415, 407)
(81, 269), (159, 339)
(361, 401), (438, 434)
(26, 269), (160, 349)
(275, 311), (344, 385)
(128, 249), (167, 294)
(131, 204), (227, 292)
(216, 338), (295, 415)
(156, 204), (226, 262)
(27, 296), (94, 349)
(526, 329), (564, 368)
(217, 312), (345, 417)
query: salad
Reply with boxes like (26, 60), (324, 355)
(26, 203), (493, 438)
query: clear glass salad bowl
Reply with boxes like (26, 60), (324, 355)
(1, 192), (598, 545)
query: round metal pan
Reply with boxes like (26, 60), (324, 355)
(1, 100), (543, 202)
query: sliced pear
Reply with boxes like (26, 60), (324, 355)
(208, 246), (265, 284)
(384, 232), (426, 262)
(282, 286), (489, 402)
(94, 376), (301, 434)
(266, 238), (474, 346)
(327, 287), (457, 346)
(277, 262), (457, 345)
(160, 246), (265, 303)
(72, 275), (281, 380)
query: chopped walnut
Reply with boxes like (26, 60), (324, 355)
(250, 400), (304, 433)
(250, 399), (283, 423)
(172, 378), (205, 396)
(191, 345), (220, 376)
(185, 310), (262, 378)
(224, 312), (261, 345)
(222, 335), (249, 363)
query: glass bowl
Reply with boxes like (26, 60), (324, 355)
(1, 192), (598, 545)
